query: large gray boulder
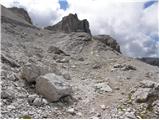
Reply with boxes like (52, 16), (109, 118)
(45, 13), (91, 34)
(36, 73), (72, 102)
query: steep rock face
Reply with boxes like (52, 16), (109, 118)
(9, 7), (32, 24)
(93, 35), (121, 53)
(45, 13), (91, 34)
(1, 5), (33, 28)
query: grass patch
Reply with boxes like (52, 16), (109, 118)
(19, 115), (32, 119)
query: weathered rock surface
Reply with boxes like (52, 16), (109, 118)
(36, 73), (72, 102)
(9, 7), (32, 24)
(1, 90), (15, 100)
(134, 88), (151, 103)
(113, 64), (136, 71)
(133, 80), (159, 103)
(93, 35), (121, 53)
(140, 80), (157, 88)
(45, 13), (91, 34)
(47, 46), (68, 55)
(1, 5), (33, 27)
(94, 82), (112, 93)
(21, 63), (60, 83)
(1, 54), (20, 68)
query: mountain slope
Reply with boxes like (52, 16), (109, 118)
(1, 5), (159, 119)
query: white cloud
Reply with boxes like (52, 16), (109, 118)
(0, 0), (65, 27)
(0, 0), (158, 57)
(65, 0), (159, 57)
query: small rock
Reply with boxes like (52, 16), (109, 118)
(56, 58), (69, 63)
(66, 108), (75, 114)
(47, 46), (67, 55)
(33, 98), (42, 106)
(145, 72), (153, 78)
(63, 73), (71, 80)
(42, 98), (48, 105)
(126, 77), (131, 80)
(96, 113), (101, 117)
(92, 64), (101, 69)
(90, 116), (99, 119)
(1, 90), (15, 100)
(35, 32), (43, 37)
(60, 95), (74, 104)
(114, 87), (120, 90)
(7, 105), (16, 110)
(125, 112), (136, 119)
(1, 70), (7, 78)
(100, 104), (106, 110)
(122, 65), (136, 71)
(8, 73), (17, 81)
(90, 108), (95, 114)
(81, 77), (85, 80)
(113, 64), (136, 71)
(95, 83), (112, 92)
(76, 112), (82, 116)
(28, 94), (38, 104)
(126, 108), (132, 112)
(111, 68), (115, 72)
(140, 80), (157, 88)
(113, 64), (123, 68)
(71, 65), (76, 68)
(78, 57), (84, 61)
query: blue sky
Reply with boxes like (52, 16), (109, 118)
(59, 0), (68, 10)
(0, 0), (158, 58)
(144, 1), (158, 8)
(59, 0), (158, 10)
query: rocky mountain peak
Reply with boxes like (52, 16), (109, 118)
(45, 13), (91, 34)
(8, 7), (32, 24)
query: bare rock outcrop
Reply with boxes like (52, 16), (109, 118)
(93, 35), (121, 53)
(9, 7), (32, 24)
(1, 5), (34, 28)
(133, 80), (159, 103)
(45, 13), (91, 34)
